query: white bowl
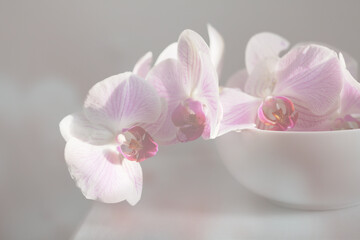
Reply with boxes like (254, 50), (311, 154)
(215, 129), (360, 210)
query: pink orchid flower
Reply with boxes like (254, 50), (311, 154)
(146, 27), (224, 143)
(59, 72), (163, 205)
(219, 32), (344, 135)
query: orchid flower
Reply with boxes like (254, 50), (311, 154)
(146, 27), (224, 143)
(59, 72), (163, 205)
(218, 32), (344, 135)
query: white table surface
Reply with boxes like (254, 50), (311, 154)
(72, 141), (360, 240)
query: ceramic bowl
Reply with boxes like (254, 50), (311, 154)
(215, 129), (360, 210)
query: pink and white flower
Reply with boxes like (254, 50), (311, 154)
(147, 28), (224, 143)
(219, 32), (344, 135)
(59, 73), (163, 205)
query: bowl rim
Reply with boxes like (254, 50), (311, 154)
(240, 128), (360, 136)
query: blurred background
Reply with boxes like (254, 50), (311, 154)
(1, 0), (360, 239)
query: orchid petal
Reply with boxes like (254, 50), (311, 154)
(244, 57), (279, 98)
(59, 114), (74, 142)
(274, 45), (343, 116)
(155, 42), (178, 65)
(148, 110), (179, 145)
(141, 99), (177, 145)
(195, 52), (222, 139)
(147, 59), (185, 143)
(147, 59), (185, 103)
(177, 29), (213, 95)
(121, 157), (143, 205)
(133, 52), (153, 79)
(290, 103), (332, 131)
(65, 139), (142, 205)
(341, 51), (358, 79)
(207, 24), (225, 77)
(218, 88), (261, 136)
(339, 67), (360, 115)
(177, 30), (221, 139)
(245, 32), (289, 74)
(296, 42), (358, 79)
(84, 73), (162, 133)
(225, 69), (248, 90)
(59, 112), (113, 145)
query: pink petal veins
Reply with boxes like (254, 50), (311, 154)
(65, 138), (143, 204)
(275, 44), (343, 116)
(218, 87), (260, 136)
(84, 73), (162, 133)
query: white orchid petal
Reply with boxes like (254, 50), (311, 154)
(275, 44), (343, 116)
(147, 59), (184, 143)
(65, 139), (142, 204)
(133, 52), (153, 78)
(244, 57), (279, 98)
(341, 51), (358, 79)
(207, 24), (225, 77)
(218, 88), (260, 136)
(196, 53), (222, 139)
(245, 32), (289, 74)
(155, 42), (178, 65)
(59, 112), (113, 145)
(84, 73), (162, 133)
(340, 68), (360, 115)
(296, 42), (358, 79)
(177, 29), (221, 139)
(177, 29), (213, 95)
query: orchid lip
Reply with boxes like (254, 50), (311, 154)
(258, 96), (298, 131)
(171, 98), (206, 142)
(116, 126), (158, 162)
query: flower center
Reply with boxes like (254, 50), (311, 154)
(258, 96), (298, 131)
(333, 114), (360, 130)
(171, 98), (206, 142)
(116, 126), (158, 162)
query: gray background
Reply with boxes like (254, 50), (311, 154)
(1, 0), (360, 239)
